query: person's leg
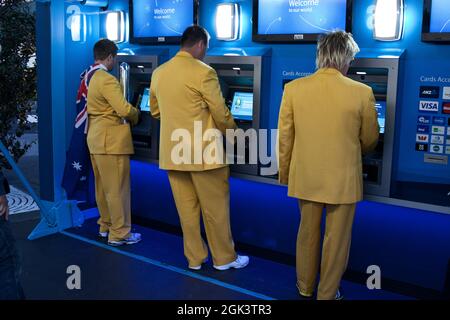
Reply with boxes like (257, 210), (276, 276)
(317, 203), (356, 300)
(0, 219), (24, 300)
(93, 154), (132, 242)
(296, 200), (324, 297)
(190, 167), (237, 267)
(167, 170), (208, 268)
(90, 154), (111, 234)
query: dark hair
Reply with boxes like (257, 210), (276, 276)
(180, 25), (209, 48)
(93, 39), (118, 61)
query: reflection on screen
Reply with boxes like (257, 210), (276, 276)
(140, 88), (150, 112)
(231, 92), (253, 121)
(430, 0), (450, 33)
(257, 0), (347, 35)
(375, 101), (386, 134)
(133, 0), (194, 38)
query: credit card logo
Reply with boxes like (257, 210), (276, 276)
(447, 127), (450, 135)
(446, 146), (450, 155)
(430, 144), (444, 154)
(419, 101), (439, 112)
(431, 135), (444, 144)
(446, 136), (450, 145)
(418, 115), (431, 124)
(443, 87), (450, 100)
(416, 134), (429, 143)
(433, 117), (446, 125)
(415, 143), (428, 152)
(417, 125), (430, 133)
(420, 86), (440, 98)
(432, 126), (445, 135)
(443, 102), (450, 114)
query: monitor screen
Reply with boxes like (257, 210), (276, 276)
(231, 92), (253, 121)
(130, 0), (197, 44)
(375, 101), (386, 134)
(253, 0), (352, 42)
(429, 0), (450, 32)
(140, 88), (150, 112)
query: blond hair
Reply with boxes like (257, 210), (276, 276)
(316, 30), (360, 71)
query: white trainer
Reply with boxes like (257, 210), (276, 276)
(98, 232), (108, 239)
(188, 258), (209, 271)
(108, 233), (142, 246)
(213, 255), (249, 271)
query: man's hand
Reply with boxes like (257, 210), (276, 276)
(0, 195), (9, 221)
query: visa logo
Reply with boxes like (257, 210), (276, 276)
(416, 134), (429, 143)
(417, 116), (431, 124)
(417, 125), (430, 133)
(419, 101), (439, 112)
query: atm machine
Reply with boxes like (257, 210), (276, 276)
(348, 49), (405, 197)
(204, 47), (272, 176)
(115, 48), (169, 161)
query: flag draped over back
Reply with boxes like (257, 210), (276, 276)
(62, 64), (103, 201)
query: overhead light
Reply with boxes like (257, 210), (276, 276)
(215, 3), (240, 41)
(106, 11), (125, 43)
(77, 0), (108, 6)
(70, 13), (87, 42)
(373, 0), (404, 41)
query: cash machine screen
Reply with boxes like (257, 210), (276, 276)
(231, 92), (253, 121)
(375, 101), (386, 134)
(430, 0), (450, 33)
(139, 88), (150, 112)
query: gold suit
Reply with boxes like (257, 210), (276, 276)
(87, 67), (139, 242)
(278, 68), (380, 299)
(150, 51), (238, 267)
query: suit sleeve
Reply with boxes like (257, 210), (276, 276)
(102, 75), (140, 125)
(360, 90), (380, 154)
(200, 68), (237, 134)
(0, 170), (10, 196)
(277, 87), (295, 185)
(149, 74), (160, 120)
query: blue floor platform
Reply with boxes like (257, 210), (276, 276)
(12, 215), (413, 300)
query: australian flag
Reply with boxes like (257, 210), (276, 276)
(62, 64), (103, 202)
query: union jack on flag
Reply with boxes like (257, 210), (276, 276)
(62, 64), (104, 202)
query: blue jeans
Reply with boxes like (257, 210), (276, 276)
(0, 218), (25, 300)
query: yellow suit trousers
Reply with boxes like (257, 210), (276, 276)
(167, 167), (237, 268)
(90, 154), (131, 242)
(296, 200), (356, 300)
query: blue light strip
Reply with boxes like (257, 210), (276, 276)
(60, 231), (276, 300)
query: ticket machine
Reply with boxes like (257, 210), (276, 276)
(204, 48), (272, 176)
(348, 49), (405, 197)
(115, 48), (169, 161)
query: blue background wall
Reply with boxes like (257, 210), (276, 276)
(39, 0), (450, 293)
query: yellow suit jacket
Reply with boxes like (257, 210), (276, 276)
(87, 69), (139, 155)
(150, 51), (237, 171)
(277, 68), (380, 204)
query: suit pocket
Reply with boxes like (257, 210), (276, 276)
(105, 124), (134, 154)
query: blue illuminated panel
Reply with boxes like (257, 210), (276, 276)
(430, 0), (450, 33)
(132, 0), (194, 38)
(140, 88), (150, 112)
(257, 0), (347, 35)
(231, 92), (253, 121)
(376, 101), (386, 134)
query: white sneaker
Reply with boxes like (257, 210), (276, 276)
(213, 255), (249, 271)
(108, 233), (142, 246)
(188, 258), (209, 271)
(98, 232), (108, 239)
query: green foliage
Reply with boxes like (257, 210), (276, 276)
(0, 0), (36, 169)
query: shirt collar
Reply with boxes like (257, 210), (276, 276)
(176, 51), (195, 59)
(316, 68), (343, 76)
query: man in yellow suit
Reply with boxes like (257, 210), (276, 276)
(150, 26), (249, 271)
(87, 39), (141, 246)
(277, 31), (380, 300)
